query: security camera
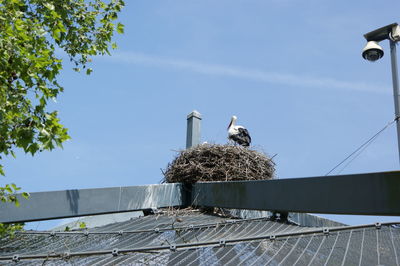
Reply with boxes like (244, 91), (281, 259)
(362, 41), (384, 62)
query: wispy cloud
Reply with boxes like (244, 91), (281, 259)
(105, 51), (389, 93)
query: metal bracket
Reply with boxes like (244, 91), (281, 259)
(323, 228), (330, 235)
(375, 222), (382, 229)
(12, 255), (19, 262)
(112, 248), (119, 256)
(170, 244), (177, 251)
(63, 252), (70, 259)
(118, 230), (123, 235)
(219, 239), (226, 247)
(269, 235), (276, 240)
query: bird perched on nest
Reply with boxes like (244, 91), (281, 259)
(227, 115), (251, 147)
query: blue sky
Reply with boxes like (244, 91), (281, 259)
(3, 0), (400, 227)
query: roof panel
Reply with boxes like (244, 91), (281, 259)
(1, 211), (399, 265)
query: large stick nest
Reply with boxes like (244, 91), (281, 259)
(163, 144), (275, 183)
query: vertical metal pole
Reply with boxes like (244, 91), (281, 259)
(389, 39), (400, 164)
(186, 110), (202, 149)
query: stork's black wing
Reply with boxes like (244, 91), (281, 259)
(237, 128), (251, 147)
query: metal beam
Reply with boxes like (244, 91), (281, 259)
(192, 171), (400, 216)
(0, 183), (184, 223)
(2, 171), (400, 223)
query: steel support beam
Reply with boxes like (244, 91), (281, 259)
(2, 171), (400, 224)
(0, 183), (184, 223)
(192, 171), (400, 216)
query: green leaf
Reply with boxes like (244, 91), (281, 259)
(79, 222), (86, 229)
(86, 68), (93, 75)
(14, 199), (20, 207)
(0, 222), (24, 238)
(5, 185), (12, 193)
(28, 143), (40, 155)
(43, 3), (55, 10)
(117, 23), (124, 34)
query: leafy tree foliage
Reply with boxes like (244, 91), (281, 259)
(0, 183), (27, 237)
(0, 0), (124, 233)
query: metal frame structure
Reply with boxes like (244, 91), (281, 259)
(1, 171), (399, 224)
(1, 220), (397, 262)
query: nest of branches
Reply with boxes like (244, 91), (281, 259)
(163, 144), (275, 183)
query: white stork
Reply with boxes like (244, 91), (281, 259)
(227, 115), (251, 147)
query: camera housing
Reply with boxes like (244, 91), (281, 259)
(362, 41), (384, 62)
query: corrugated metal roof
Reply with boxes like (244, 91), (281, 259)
(1, 210), (399, 265)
